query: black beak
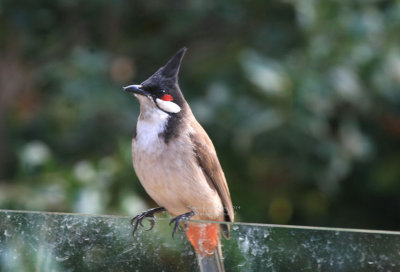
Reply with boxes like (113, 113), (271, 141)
(123, 85), (149, 96)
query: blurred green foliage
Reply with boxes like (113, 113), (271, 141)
(1, 0), (400, 230)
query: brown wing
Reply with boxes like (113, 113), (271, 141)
(190, 121), (234, 238)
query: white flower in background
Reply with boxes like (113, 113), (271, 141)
(291, 0), (316, 30)
(120, 194), (148, 216)
(387, 52), (400, 84)
(73, 160), (96, 184)
(74, 189), (106, 214)
(99, 156), (119, 174)
(340, 119), (373, 160)
(97, 156), (119, 187)
(329, 66), (362, 102)
(21, 140), (51, 167)
(240, 49), (291, 96)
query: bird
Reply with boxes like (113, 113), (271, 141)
(124, 47), (234, 271)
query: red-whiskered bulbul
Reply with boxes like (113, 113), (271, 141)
(124, 48), (234, 271)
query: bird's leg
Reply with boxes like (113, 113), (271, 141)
(169, 211), (195, 239)
(131, 207), (166, 237)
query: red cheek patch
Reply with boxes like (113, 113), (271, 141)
(161, 94), (174, 101)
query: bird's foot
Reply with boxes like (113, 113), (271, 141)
(169, 211), (195, 239)
(131, 207), (166, 237)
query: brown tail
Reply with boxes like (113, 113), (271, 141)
(186, 223), (225, 272)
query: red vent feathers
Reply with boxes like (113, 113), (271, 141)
(186, 223), (219, 256)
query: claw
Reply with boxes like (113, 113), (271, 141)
(145, 218), (156, 231)
(130, 215), (139, 225)
(131, 207), (166, 237)
(169, 211), (195, 239)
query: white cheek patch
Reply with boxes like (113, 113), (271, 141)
(156, 98), (181, 113)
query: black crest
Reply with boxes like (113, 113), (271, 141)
(141, 47), (187, 89)
(160, 47), (187, 80)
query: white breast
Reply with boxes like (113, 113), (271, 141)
(135, 107), (169, 151)
(131, 105), (223, 220)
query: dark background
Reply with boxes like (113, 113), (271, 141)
(1, 0), (400, 231)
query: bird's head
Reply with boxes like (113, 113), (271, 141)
(124, 47), (187, 115)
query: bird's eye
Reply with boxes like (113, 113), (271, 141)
(157, 89), (166, 94)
